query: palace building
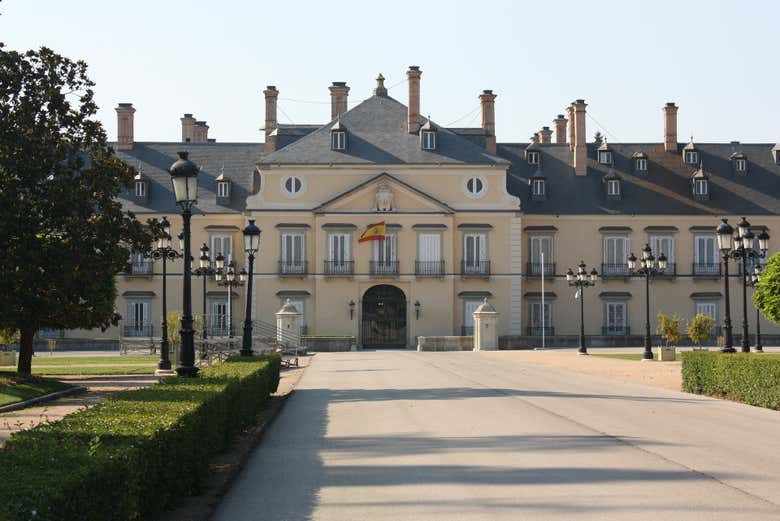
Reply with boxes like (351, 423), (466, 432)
(55, 66), (780, 349)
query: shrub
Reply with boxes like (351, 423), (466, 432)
(687, 313), (716, 348)
(0, 355), (280, 521)
(681, 351), (780, 410)
(656, 312), (683, 346)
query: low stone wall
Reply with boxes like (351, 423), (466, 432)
(498, 334), (780, 349)
(417, 336), (473, 352)
(301, 336), (355, 352)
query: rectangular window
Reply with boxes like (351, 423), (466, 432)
(529, 236), (553, 275)
(685, 151), (698, 164)
(607, 180), (620, 196)
(372, 233), (397, 275)
(528, 151), (540, 165)
(599, 151), (612, 165)
(532, 179), (545, 196)
(693, 179), (708, 196)
(529, 302), (552, 335)
(605, 302), (627, 334)
(130, 251), (151, 274)
(331, 131), (346, 150)
(463, 300), (481, 335)
(694, 235), (718, 275)
(210, 235), (233, 264)
(417, 233), (442, 275)
(603, 236), (629, 275)
(650, 235), (675, 267)
(636, 158), (648, 172)
(327, 233), (351, 263)
(695, 302), (718, 323)
(210, 300), (229, 336)
(463, 233), (487, 268)
(422, 131), (436, 150)
(281, 232), (305, 273)
(217, 181), (230, 198)
(735, 158), (746, 172)
(134, 181), (146, 198)
(125, 300), (150, 337)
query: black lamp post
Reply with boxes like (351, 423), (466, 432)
(628, 243), (668, 361)
(566, 261), (599, 355)
(147, 217), (182, 373)
(193, 243), (214, 340)
(747, 265), (765, 353)
(241, 219), (261, 356)
(215, 259), (245, 339)
(169, 151), (199, 377)
(716, 219), (736, 353)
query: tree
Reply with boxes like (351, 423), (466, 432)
(593, 131), (604, 147)
(656, 312), (683, 347)
(687, 313), (716, 349)
(754, 253), (780, 325)
(0, 45), (156, 375)
(0, 329), (18, 350)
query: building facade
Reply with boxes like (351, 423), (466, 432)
(59, 66), (780, 348)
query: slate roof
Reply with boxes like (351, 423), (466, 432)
(501, 142), (780, 215)
(260, 95), (508, 166)
(114, 142), (263, 213)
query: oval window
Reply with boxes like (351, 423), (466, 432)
(465, 176), (485, 196)
(283, 176), (303, 195)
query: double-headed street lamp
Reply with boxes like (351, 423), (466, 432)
(241, 220), (261, 356)
(169, 151), (199, 377)
(628, 244), (668, 361)
(215, 257), (246, 339)
(193, 243), (214, 340)
(148, 217), (182, 374)
(717, 217), (769, 352)
(747, 266), (765, 353)
(566, 261), (599, 355)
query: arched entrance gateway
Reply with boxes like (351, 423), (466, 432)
(361, 285), (407, 348)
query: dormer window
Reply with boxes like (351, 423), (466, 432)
(691, 163), (710, 201)
(693, 179), (708, 196)
(135, 180), (146, 198)
(527, 151), (540, 165)
(607, 179), (621, 196)
(331, 131), (346, 150)
(532, 179), (545, 197)
(632, 152), (648, 173)
(133, 172), (149, 202)
(597, 139), (613, 165)
(216, 170), (231, 204)
(730, 152), (747, 175)
(420, 118), (438, 151)
(683, 138), (698, 164)
(773, 144), (780, 164)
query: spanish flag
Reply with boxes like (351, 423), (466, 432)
(358, 221), (386, 243)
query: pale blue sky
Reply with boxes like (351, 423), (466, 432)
(2, 0), (778, 144)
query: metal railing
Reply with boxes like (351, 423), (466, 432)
(129, 259), (154, 275)
(279, 260), (307, 276)
(123, 323), (153, 337)
(526, 262), (555, 277)
(693, 262), (721, 276)
(324, 260), (354, 276)
(415, 260), (444, 276)
(527, 326), (555, 336)
(461, 260), (491, 277)
(370, 260), (399, 276)
(602, 326), (631, 336)
(601, 262), (630, 277)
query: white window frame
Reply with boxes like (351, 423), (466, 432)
(281, 232), (306, 267)
(210, 234), (233, 264)
(421, 131), (436, 150)
(372, 232), (397, 263)
(685, 150), (699, 164)
(464, 176), (486, 198)
(125, 299), (151, 336)
(531, 179), (545, 196)
(650, 235), (675, 264)
(327, 232), (351, 264)
(282, 176), (304, 196)
(693, 179), (708, 196)
(636, 158), (648, 172)
(695, 301), (718, 327)
(605, 301), (627, 334)
(598, 151), (612, 165)
(529, 235), (553, 275)
(527, 151), (540, 165)
(735, 158), (746, 172)
(331, 131), (346, 150)
(694, 235), (717, 268)
(603, 235), (629, 269)
(606, 179), (621, 196)
(134, 181), (146, 198)
(417, 232), (442, 262)
(217, 181), (230, 198)
(463, 233), (487, 268)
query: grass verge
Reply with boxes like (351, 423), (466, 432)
(591, 353), (658, 362)
(0, 372), (74, 406)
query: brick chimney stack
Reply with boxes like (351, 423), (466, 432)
(572, 99), (588, 176)
(663, 102), (678, 152)
(554, 114), (567, 144)
(180, 113), (196, 143)
(329, 82), (350, 120)
(566, 105), (575, 150)
(115, 103), (135, 150)
(479, 89), (497, 154)
(406, 66), (422, 133)
(264, 86), (279, 154)
(539, 126), (553, 144)
(193, 121), (209, 142)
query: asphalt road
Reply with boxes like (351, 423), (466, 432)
(213, 351), (780, 521)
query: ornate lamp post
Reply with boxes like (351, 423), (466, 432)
(215, 259), (246, 339)
(747, 265), (765, 353)
(241, 220), (261, 356)
(193, 243), (214, 340)
(716, 219), (736, 353)
(168, 151), (199, 377)
(147, 217), (182, 374)
(628, 244), (668, 361)
(722, 218), (770, 352)
(566, 261), (599, 355)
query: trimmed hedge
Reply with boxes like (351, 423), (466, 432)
(681, 351), (780, 410)
(0, 355), (280, 521)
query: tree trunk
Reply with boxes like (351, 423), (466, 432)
(17, 328), (35, 376)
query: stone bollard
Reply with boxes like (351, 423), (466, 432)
(473, 298), (499, 351)
(276, 299), (302, 347)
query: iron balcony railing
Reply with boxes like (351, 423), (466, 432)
(415, 260), (445, 277)
(370, 260), (399, 276)
(461, 326), (474, 336)
(324, 260), (354, 276)
(602, 326), (631, 336)
(601, 262), (630, 277)
(656, 262), (677, 277)
(129, 258), (154, 275)
(461, 260), (491, 277)
(527, 326), (555, 336)
(123, 323), (153, 338)
(693, 262), (721, 277)
(278, 260), (307, 276)
(526, 262), (555, 277)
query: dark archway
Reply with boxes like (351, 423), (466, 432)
(361, 285), (407, 348)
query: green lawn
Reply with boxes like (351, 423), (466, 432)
(0, 355), (158, 375)
(0, 372), (74, 406)
(26, 355), (158, 366)
(592, 353), (658, 362)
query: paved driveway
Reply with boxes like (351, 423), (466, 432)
(213, 351), (780, 521)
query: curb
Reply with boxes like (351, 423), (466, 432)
(0, 385), (88, 414)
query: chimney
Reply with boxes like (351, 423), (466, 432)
(572, 99), (588, 176)
(566, 105), (575, 150)
(329, 82), (350, 120)
(115, 103), (136, 150)
(663, 102), (678, 152)
(479, 89), (497, 154)
(263, 86), (279, 154)
(193, 121), (209, 142)
(554, 114), (567, 144)
(406, 66), (422, 133)
(531, 133), (540, 144)
(180, 113), (196, 143)
(539, 127), (553, 144)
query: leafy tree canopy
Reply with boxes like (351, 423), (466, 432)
(754, 253), (780, 325)
(0, 45), (157, 374)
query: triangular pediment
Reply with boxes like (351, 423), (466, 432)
(314, 173), (454, 214)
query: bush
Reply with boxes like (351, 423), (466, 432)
(656, 312), (683, 346)
(0, 355), (280, 521)
(687, 313), (716, 348)
(681, 351), (780, 410)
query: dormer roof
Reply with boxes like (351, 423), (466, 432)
(691, 162), (710, 179)
(598, 138), (612, 151)
(631, 151), (648, 159)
